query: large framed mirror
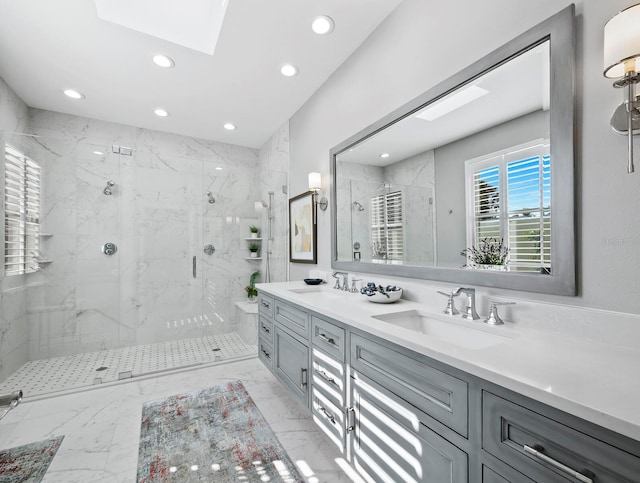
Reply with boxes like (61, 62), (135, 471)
(330, 5), (575, 295)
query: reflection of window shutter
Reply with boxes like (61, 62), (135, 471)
(506, 154), (551, 271)
(370, 190), (403, 261)
(467, 141), (550, 273)
(385, 191), (403, 261)
(4, 145), (41, 275)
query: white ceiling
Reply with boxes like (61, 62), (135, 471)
(0, 0), (402, 149)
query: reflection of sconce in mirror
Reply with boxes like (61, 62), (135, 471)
(604, 3), (640, 173)
(308, 171), (328, 214)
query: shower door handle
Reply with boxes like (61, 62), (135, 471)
(193, 256), (196, 278)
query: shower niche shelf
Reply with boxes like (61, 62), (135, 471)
(244, 257), (263, 261)
(244, 238), (263, 241)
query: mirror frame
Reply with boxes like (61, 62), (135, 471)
(330, 5), (575, 295)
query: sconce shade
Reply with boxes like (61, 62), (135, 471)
(604, 3), (640, 78)
(308, 172), (322, 191)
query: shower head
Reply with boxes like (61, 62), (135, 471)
(103, 180), (115, 195)
(353, 201), (365, 211)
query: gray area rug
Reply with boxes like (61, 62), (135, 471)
(136, 380), (302, 482)
(0, 436), (64, 483)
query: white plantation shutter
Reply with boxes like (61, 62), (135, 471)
(370, 190), (403, 262)
(4, 144), (41, 275)
(466, 141), (550, 273)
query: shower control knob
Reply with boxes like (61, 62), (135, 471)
(203, 244), (215, 256)
(102, 242), (118, 256)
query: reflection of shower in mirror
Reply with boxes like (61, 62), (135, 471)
(352, 201), (365, 211)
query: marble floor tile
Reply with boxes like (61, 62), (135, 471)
(0, 358), (360, 483)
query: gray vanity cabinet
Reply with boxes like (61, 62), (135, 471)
(256, 290), (640, 483)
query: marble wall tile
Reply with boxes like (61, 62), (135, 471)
(0, 77), (30, 382)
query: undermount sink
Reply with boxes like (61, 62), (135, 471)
(372, 310), (513, 350)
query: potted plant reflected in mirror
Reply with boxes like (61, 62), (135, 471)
(245, 270), (260, 303)
(249, 225), (260, 239)
(461, 237), (510, 271)
(248, 243), (260, 258)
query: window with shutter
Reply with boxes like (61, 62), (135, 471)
(370, 190), (404, 263)
(465, 140), (550, 273)
(4, 144), (41, 275)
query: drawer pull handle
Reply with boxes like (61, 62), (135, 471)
(315, 369), (335, 384)
(261, 325), (270, 334)
(346, 407), (355, 432)
(300, 368), (308, 389)
(523, 445), (594, 483)
(261, 348), (271, 360)
(317, 333), (336, 345)
(261, 301), (270, 309)
(318, 405), (336, 425)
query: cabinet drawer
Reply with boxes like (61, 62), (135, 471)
(259, 316), (273, 343)
(311, 315), (345, 362)
(258, 337), (274, 370)
(481, 464), (534, 483)
(258, 293), (274, 319)
(311, 348), (346, 406)
(483, 391), (640, 483)
(311, 386), (345, 453)
(350, 333), (468, 437)
(274, 300), (309, 338)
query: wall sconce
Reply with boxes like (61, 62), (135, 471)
(308, 172), (328, 212)
(604, 3), (640, 173)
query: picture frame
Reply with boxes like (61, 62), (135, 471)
(289, 191), (317, 263)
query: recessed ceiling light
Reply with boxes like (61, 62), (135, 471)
(152, 54), (175, 68)
(223, 123), (236, 130)
(280, 64), (299, 77)
(380, 153), (390, 158)
(154, 108), (170, 117)
(63, 89), (84, 100)
(215, 167), (223, 171)
(93, 151), (104, 155)
(312, 15), (335, 35)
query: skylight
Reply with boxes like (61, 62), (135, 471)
(94, 0), (229, 55)
(415, 85), (489, 122)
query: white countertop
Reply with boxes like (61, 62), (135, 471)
(257, 281), (640, 442)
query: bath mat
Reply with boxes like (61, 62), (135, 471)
(0, 436), (64, 483)
(136, 380), (302, 482)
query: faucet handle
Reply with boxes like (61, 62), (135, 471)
(350, 278), (361, 293)
(484, 301), (516, 325)
(437, 290), (460, 316)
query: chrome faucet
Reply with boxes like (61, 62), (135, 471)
(452, 287), (480, 320)
(331, 271), (348, 290)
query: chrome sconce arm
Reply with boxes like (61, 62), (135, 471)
(308, 172), (328, 224)
(604, 3), (640, 174)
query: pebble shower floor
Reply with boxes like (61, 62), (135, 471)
(0, 333), (257, 398)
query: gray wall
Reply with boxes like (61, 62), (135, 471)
(435, 109), (550, 267)
(289, 0), (640, 314)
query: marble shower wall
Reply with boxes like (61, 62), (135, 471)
(257, 121), (289, 283)
(0, 77), (31, 383)
(23, 110), (287, 360)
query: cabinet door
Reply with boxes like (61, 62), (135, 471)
(350, 373), (468, 483)
(274, 326), (309, 407)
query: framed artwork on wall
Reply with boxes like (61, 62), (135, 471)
(289, 191), (317, 263)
